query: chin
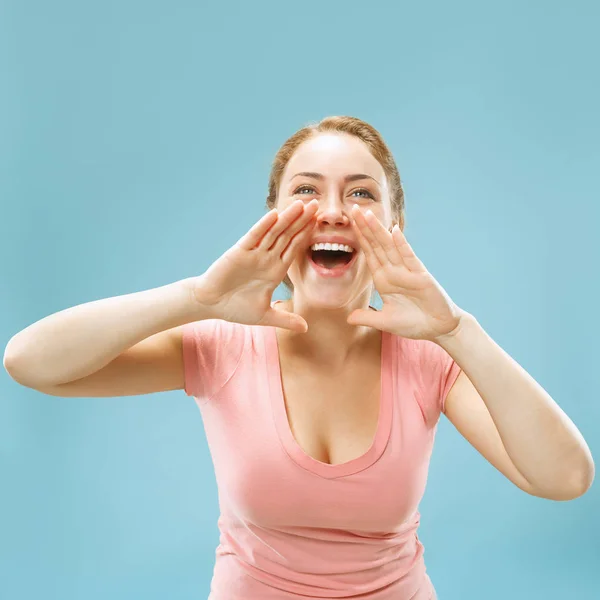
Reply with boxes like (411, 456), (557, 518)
(306, 292), (353, 310)
(289, 277), (369, 311)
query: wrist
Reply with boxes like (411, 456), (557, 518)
(434, 310), (477, 351)
(178, 275), (219, 321)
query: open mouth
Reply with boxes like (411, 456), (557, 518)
(306, 243), (358, 277)
(310, 249), (355, 269)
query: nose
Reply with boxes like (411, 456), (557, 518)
(316, 195), (351, 228)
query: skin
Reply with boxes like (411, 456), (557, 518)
(274, 132), (396, 367)
(272, 132), (595, 499)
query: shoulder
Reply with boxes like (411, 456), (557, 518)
(393, 335), (462, 426)
(390, 334), (447, 368)
(182, 317), (247, 347)
(181, 319), (257, 400)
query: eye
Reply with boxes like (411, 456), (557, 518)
(294, 185), (317, 195)
(351, 188), (375, 199)
(294, 185), (375, 199)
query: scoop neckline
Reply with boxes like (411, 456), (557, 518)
(263, 302), (394, 479)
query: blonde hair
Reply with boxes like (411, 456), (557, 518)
(265, 115), (405, 291)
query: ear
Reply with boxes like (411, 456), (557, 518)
(393, 213), (405, 232)
(388, 212), (404, 233)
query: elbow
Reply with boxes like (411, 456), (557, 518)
(3, 345), (22, 380)
(531, 462), (595, 501)
(569, 459), (595, 499)
(568, 449), (596, 499)
(554, 447), (596, 501)
(4, 336), (25, 379)
(3, 345), (38, 389)
(4, 354), (29, 387)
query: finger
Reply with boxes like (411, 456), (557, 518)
(351, 219), (382, 275)
(236, 209), (280, 251)
(350, 208), (382, 272)
(392, 225), (426, 272)
(347, 308), (385, 330)
(260, 308), (308, 333)
(259, 200), (307, 250)
(357, 208), (401, 266)
(351, 206), (387, 266)
(272, 200), (319, 255)
(280, 215), (318, 266)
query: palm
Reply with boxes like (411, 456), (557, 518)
(376, 264), (460, 340)
(201, 245), (285, 324)
(191, 200), (319, 332)
(349, 207), (464, 342)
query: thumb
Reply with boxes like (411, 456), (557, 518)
(347, 309), (384, 329)
(260, 308), (308, 333)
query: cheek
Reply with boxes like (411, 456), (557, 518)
(287, 252), (307, 274)
(371, 206), (391, 226)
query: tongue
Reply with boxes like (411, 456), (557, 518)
(312, 250), (352, 269)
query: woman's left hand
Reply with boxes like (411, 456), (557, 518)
(348, 205), (467, 343)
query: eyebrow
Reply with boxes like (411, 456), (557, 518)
(290, 172), (380, 186)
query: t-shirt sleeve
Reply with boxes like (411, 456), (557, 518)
(412, 339), (462, 426)
(438, 346), (462, 414)
(181, 319), (246, 402)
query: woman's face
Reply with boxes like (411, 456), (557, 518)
(276, 133), (394, 309)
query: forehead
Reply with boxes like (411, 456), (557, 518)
(281, 133), (386, 183)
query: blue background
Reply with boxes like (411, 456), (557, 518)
(1, 1), (598, 598)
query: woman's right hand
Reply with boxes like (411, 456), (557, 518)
(185, 199), (319, 332)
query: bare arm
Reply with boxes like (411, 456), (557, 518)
(3, 277), (207, 390)
(3, 200), (318, 397)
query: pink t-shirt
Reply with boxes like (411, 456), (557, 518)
(182, 304), (461, 600)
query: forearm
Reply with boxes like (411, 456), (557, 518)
(437, 313), (594, 497)
(3, 277), (207, 388)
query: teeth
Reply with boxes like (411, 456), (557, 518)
(310, 242), (354, 253)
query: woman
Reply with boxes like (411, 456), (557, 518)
(4, 116), (594, 599)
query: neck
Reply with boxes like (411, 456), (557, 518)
(275, 291), (377, 368)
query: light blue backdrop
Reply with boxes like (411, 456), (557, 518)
(1, 1), (598, 599)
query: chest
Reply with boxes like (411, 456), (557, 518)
(198, 325), (438, 531)
(277, 351), (382, 466)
